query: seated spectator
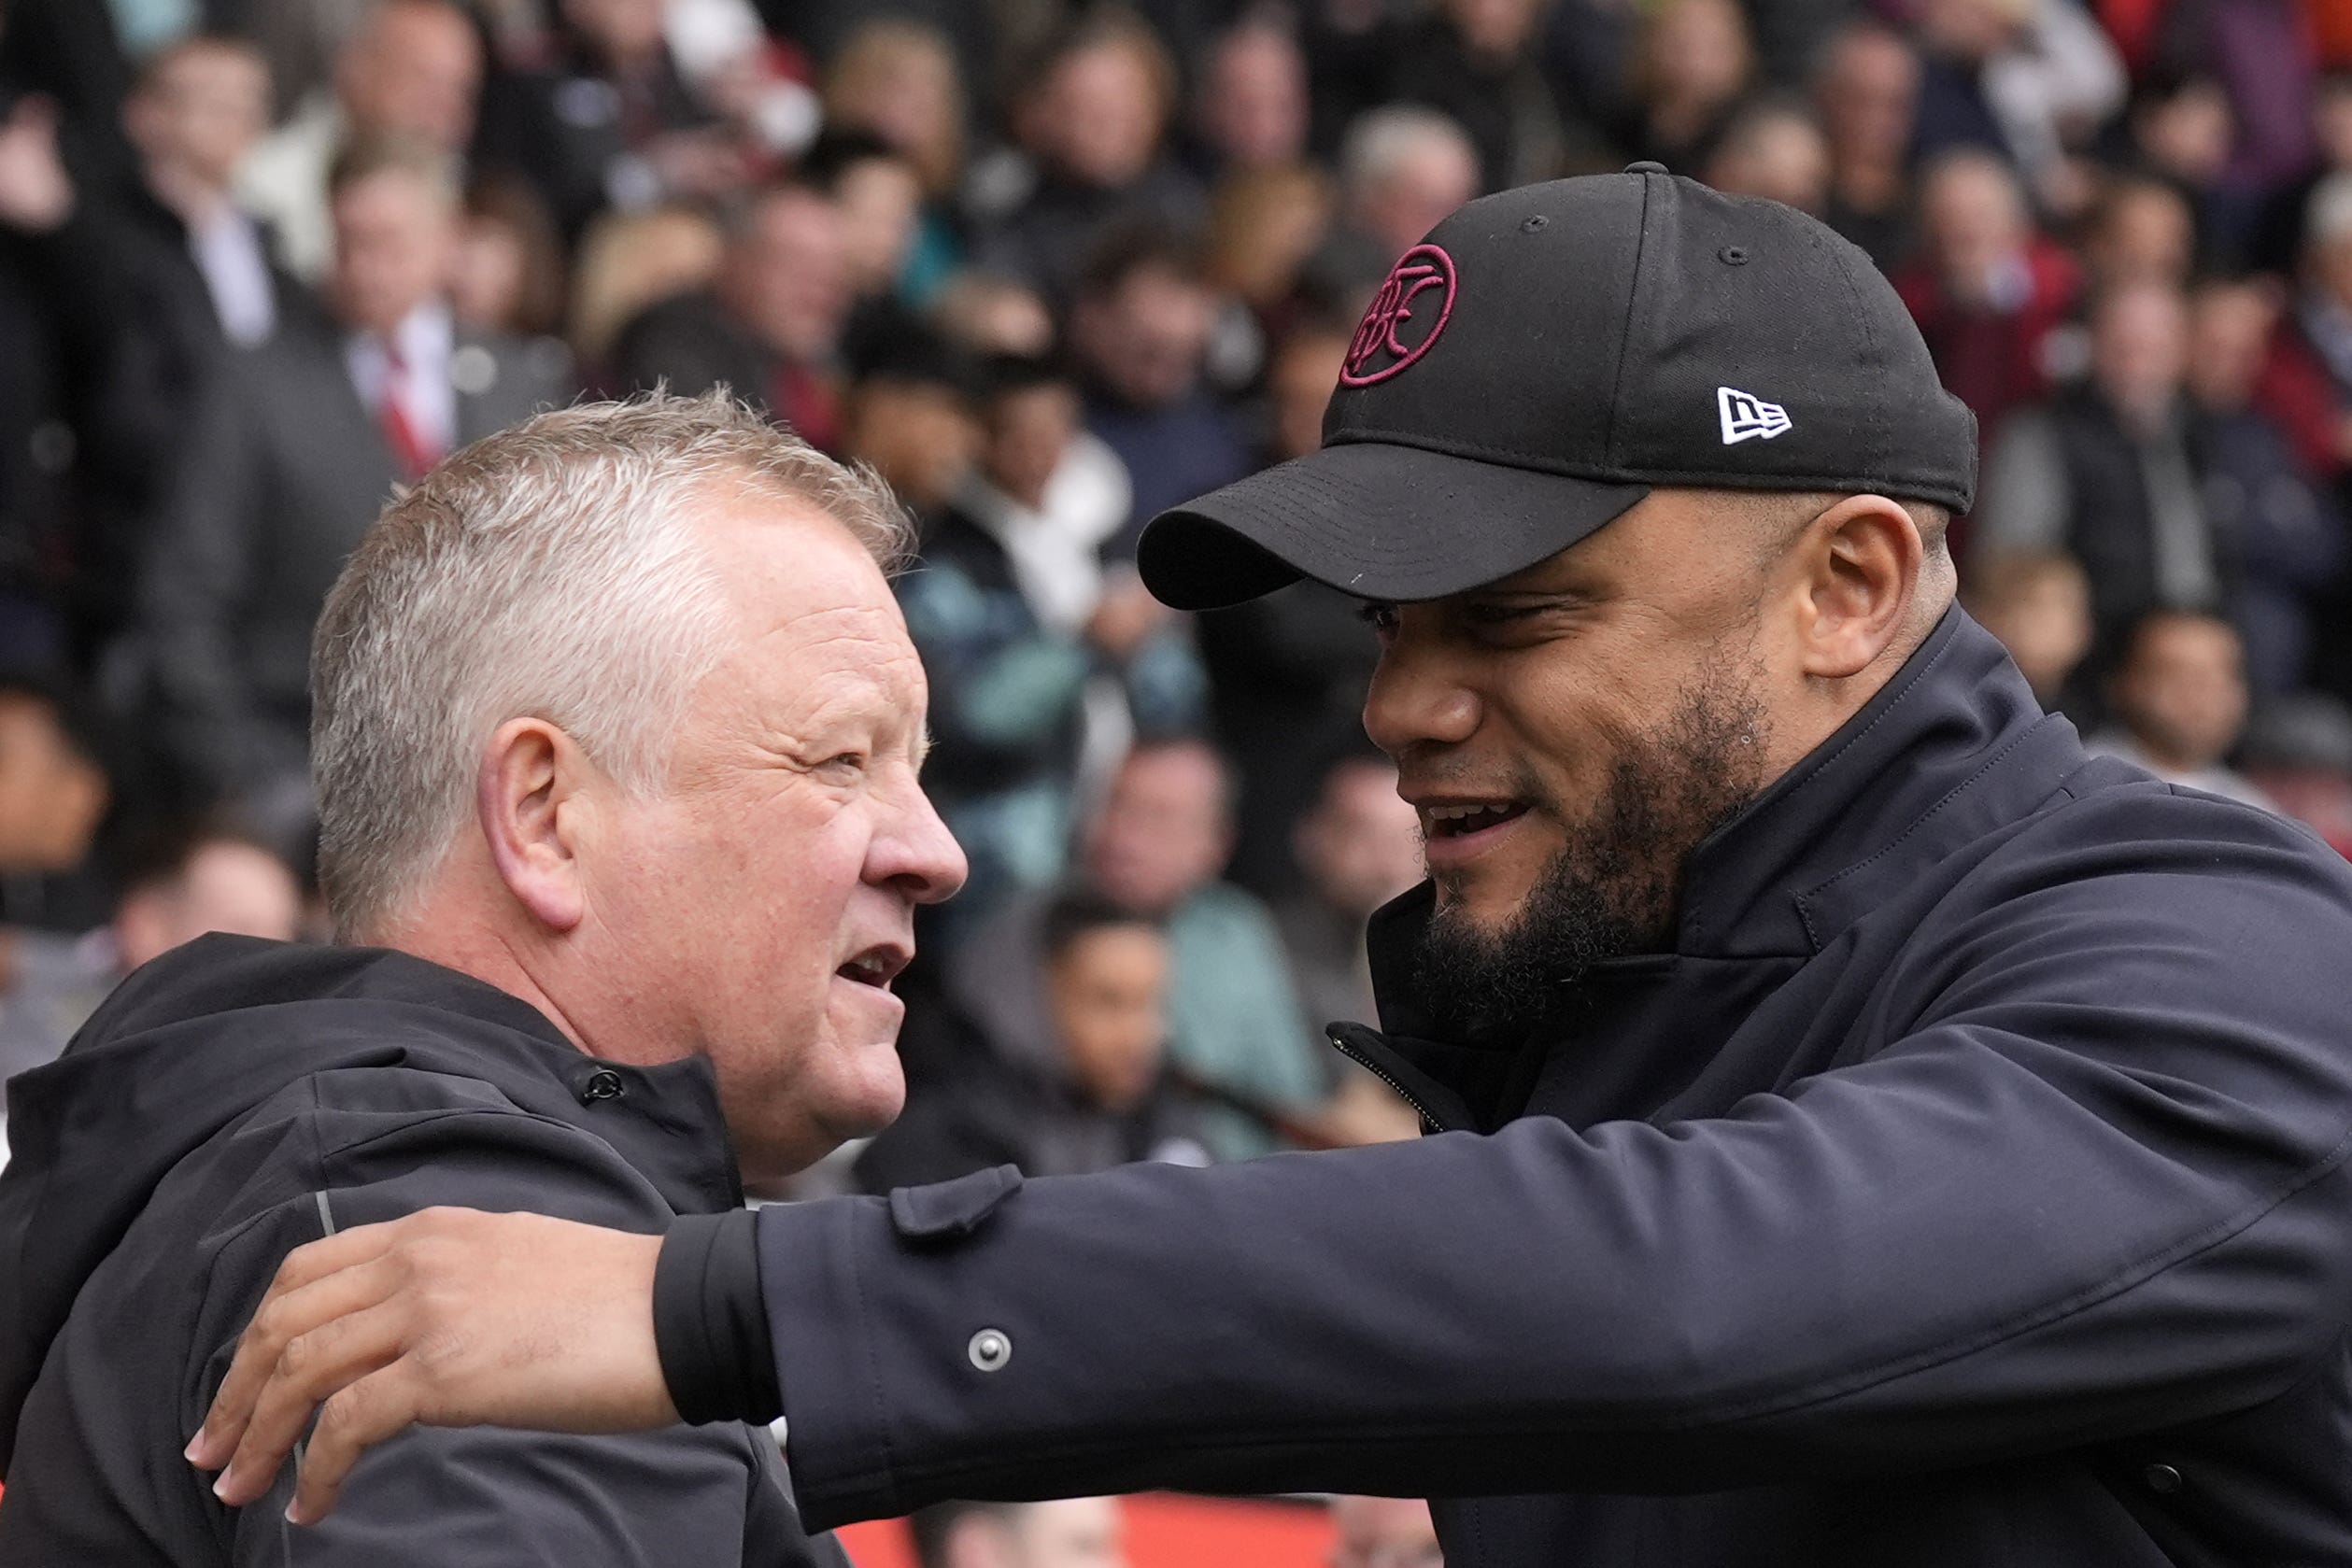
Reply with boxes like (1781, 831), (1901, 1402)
(141, 135), (572, 826)
(899, 355), (1195, 935)
(2187, 275), (2345, 693)
(111, 820), (304, 974)
(819, 19), (968, 306)
(567, 203), (725, 376)
(611, 180), (850, 451)
(1187, 17), (1311, 181)
(1377, 0), (1601, 191)
(1963, 549), (2097, 723)
(2090, 608), (2273, 807)
(1277, 746), (1424, 1146)
(1622, 0), (1754, 173)
(1911, 0), (2124, 222)
(932, 272), (1058, 359)
(968, 11), (1204, 307)
(1330, 1496), (1442, 1568)
(801, 131), (927, 374)
(1204, 162), (1337, 348)
(2125, 69), (2246, 264)
(856, 893), (1207, 1192)
(911, 1499), (1127, 1568)
(1309, 106), (1481, 304)
(0, 675), (110, 933)
(475, 0), (742, 241)
(1894, 150), (2081, 450)
(448, 174), (566, 341)
(2156, 0), (2317, 200)
(2256, 171), (2352, 480)
(1070, 225), (1250, 547)
(1197, 320), (1381, 894)
(2079, 171), (2196, 291)
(954, 739), (1332, 1162)
(1700, 96), (1831, 217)
(1974, 279), (2232, 665)
(237, 0), (483, 281)
(1814, 19), (1922, 271)
(842, 332), (981, 521)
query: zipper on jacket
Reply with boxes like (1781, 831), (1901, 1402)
(1326, 1028), (1460, 1134)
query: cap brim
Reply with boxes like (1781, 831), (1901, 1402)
(1138, 441), (1651, 611)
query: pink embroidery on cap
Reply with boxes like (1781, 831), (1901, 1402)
(1340, 244), (1457, 387)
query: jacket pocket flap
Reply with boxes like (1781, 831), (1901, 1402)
(888, 1164), (1024, 1241)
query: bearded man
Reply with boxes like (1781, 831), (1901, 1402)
(188, 168), (2352, 1566)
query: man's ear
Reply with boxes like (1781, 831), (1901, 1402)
(475, 718), (592, 934)
(1790, 493), (1924, 681)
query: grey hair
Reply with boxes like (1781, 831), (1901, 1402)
(2309, 171), (2352, 250)
(1339, 106), (1478, 200)
(310, 389), (913, 939)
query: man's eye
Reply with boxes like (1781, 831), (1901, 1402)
(824, 752), (867, 774)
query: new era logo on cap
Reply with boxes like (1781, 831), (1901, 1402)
(1718, 387), (1792, 445)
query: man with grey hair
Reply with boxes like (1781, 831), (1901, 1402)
(0, 390), (967, 1563)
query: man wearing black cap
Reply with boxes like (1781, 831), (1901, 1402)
(189, 168), (2352, 1565)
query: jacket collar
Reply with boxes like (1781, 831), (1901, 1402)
(1366, 606), (2089, 1028)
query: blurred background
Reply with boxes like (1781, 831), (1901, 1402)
(1, 0), (2350, 1557)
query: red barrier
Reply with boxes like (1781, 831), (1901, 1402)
(836, 1494), (1335, 1568)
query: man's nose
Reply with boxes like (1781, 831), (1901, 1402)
(871, 778), (970, 906)
(1363, 633), (1481, 757)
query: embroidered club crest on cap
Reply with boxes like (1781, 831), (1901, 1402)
(1340, 244), (1457, 387)
(1717, 386), (1792, 444)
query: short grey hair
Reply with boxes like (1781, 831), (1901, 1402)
(1339, 106), (1477, 201)
(311, 390), (912, 939)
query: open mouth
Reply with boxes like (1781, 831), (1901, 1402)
(834, 946), (908, 992)
(1424, 801), (1531, 839)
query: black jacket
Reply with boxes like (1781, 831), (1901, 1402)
(0, 939), (843, 1568)
(689, 609), (2352, 1565)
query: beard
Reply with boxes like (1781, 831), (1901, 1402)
(1412, 657), (1773, 1043)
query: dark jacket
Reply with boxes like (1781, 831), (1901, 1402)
(0, 938), (843, 1568)
(724, 609), (2352, 1565)
(137, 306), (570, 797)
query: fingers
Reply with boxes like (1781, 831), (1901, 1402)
(189, 1221), (417, 1472)
(287, 1364), (427, 1526)
(211, 1295), (407, 1507)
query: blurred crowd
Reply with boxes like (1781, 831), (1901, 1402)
(2, 0), (2352, 1196)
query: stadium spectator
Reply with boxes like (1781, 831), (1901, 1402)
(2186, 275), (2346, 694)
(1204, 162), (1337, 347)
(474, 0), (742, 241)
(1188, 16), (1311, 180)
(897, 355), (1195, 935)
(801, 131), (926, 373)
(2090, 607), (2271, 806)
(1622, 0), (1753, 174)
(1069, 224), (1248, 546)
(1700, 95), (1831, 216)
(1374, 0), (1599, 192)
(448, 173), (566, 339)
(2240, 692), (2352, 856)
(2079, 171), (2196, 290)
(841, 332), (979, 521)
(969, 12), (1202, 307)
(2257, 171), (2352, 479)
(1895, 149), (2082, 449)
(1276, 746), (1424, 1146)
(910, 1499), (1127, 1568)
(1911, 0), (2125, 220)
(237, 0), (482, 280)
(1310, 105), (1481, 303)
(0, 676), (110, 931)
(1963, 548), (2097, 722)
(20, 35), (287, 644)
(1976, 279), (2232, 669)
(139, 135), (570, 824)
(1328, 1496), (1442, 1568)
(611, 180), (849, 450)
(855, 892), (1207, 1192)
(111, 820), (304, 973)
(1815, 21), (1923, 271)
(818, 19), (966, 304)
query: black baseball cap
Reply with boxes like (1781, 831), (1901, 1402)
(1137, 165), (1978, 611)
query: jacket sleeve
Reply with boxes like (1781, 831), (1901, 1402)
(758, 793), (2352, 1526)
(190, 1080), (836, 1568)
